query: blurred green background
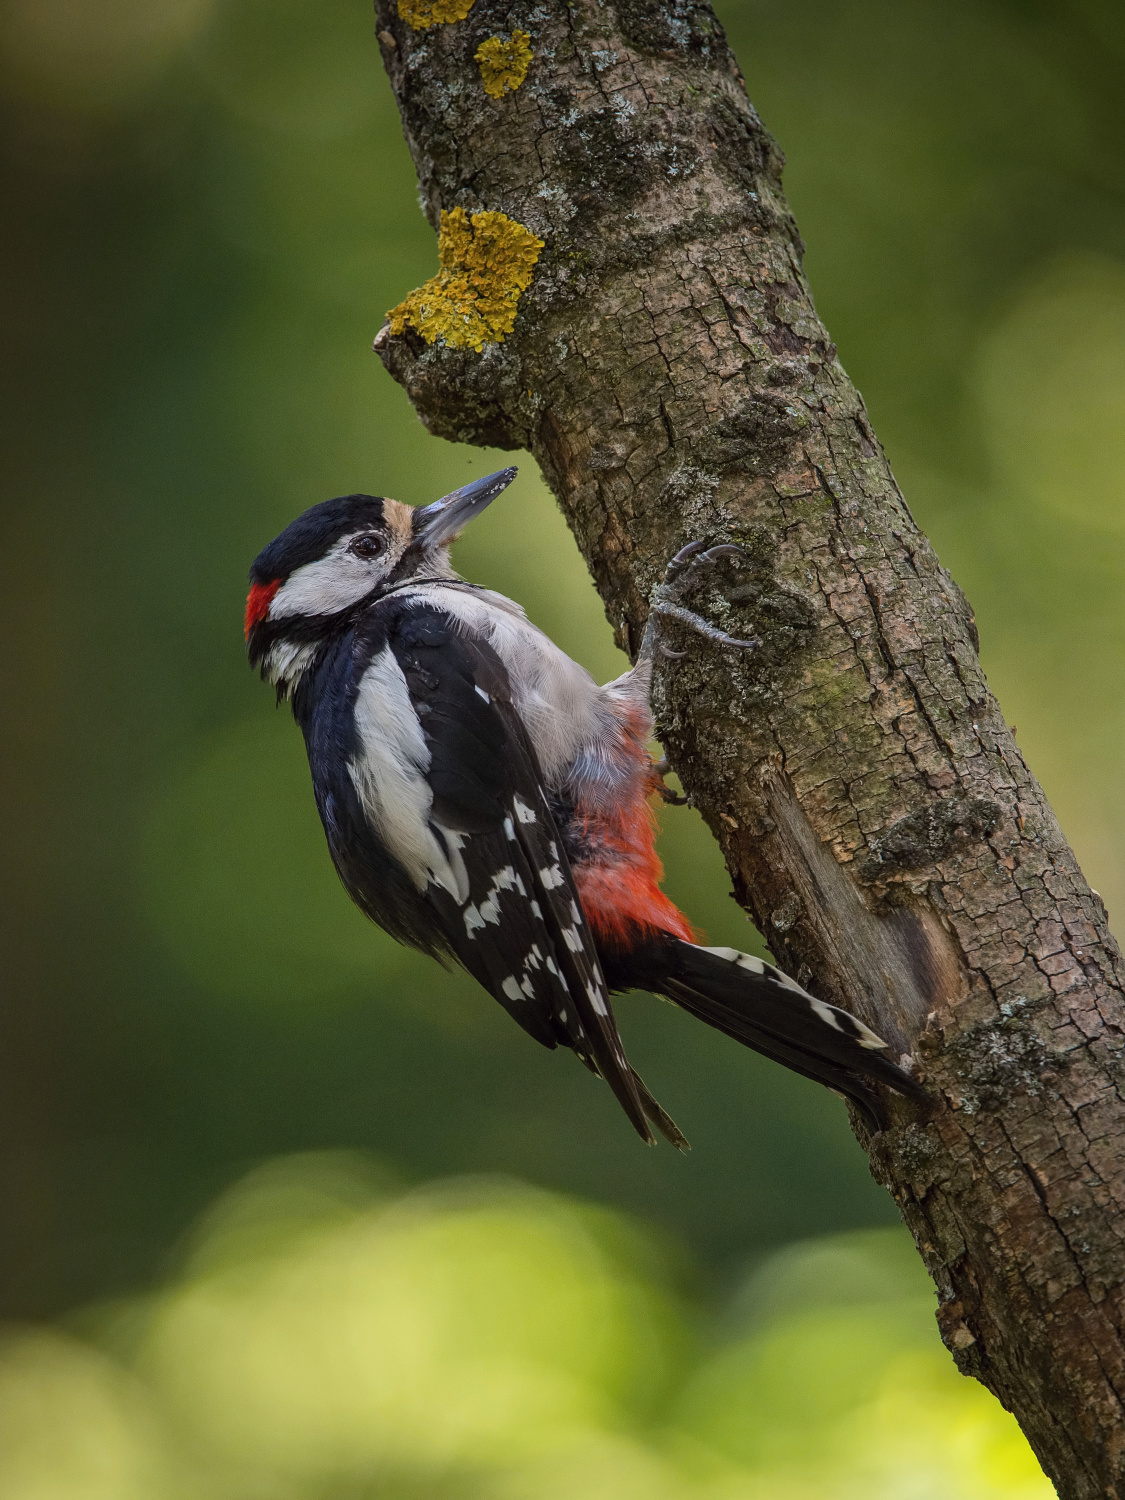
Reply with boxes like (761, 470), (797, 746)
(4, 0), (1123, 1492)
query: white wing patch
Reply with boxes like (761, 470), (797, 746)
(349, 645), (470, 902)
(808, 996), (844, 1033)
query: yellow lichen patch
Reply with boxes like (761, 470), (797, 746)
(386, 208), (544, 352)
(397, 0), (475, 30)
(475, 30), (533, 98)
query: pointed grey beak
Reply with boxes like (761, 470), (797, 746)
(412, 466), (518, 547)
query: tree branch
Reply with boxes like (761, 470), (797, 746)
(370, 1), (1125, 1491)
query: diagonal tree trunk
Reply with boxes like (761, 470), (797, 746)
(369, 0), (1125, 1490)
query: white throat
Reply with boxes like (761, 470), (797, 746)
(263, 638), (319, 699)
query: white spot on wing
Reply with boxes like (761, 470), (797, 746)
(810, 995), (891, 1053)
(503, 817), (516, 841)
(513, 796), (537, 824)
(570, 901), (583, 926)
(562, 927), (583, 953)
(539, 865), (565, 890)
(585, 980), (608, 1016)
(475, 685), (491, 703)
(855, 1017), (889, 1049)
(477, 866), (519, 924)
(464, 905), (485, 937)
(502, 976), (523, 1001)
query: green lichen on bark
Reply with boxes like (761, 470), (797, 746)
(386, 208), (544, 351)
(397, 0), (475, 29)
(475, 30), (533, 96)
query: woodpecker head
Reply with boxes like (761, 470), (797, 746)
(246, 466), (517, 693)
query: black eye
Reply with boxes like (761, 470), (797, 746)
(348, 534), (385, 560)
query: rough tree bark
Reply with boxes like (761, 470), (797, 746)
(369, 1), (1125, 1492)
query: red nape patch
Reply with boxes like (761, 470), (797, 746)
(244, 579), (281, 640)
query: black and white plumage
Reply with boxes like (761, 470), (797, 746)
(246, 467), (928, 1145)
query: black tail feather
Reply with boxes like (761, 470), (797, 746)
(633, 1070), (691, 1152)
(605, 939), (929, 1133)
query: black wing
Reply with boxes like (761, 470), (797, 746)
(386, 603), (686, 1150)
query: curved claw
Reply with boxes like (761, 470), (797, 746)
(663, 541), (709, 586)
(659, 643), (687, 659)
(669, 540), (709, 568)
(662, 541), (747, 594)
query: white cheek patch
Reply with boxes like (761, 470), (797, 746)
(271, 535), (392, 620)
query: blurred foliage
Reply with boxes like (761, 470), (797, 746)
(2, 0), (1123, 1491)
(3, 1155), (1054, 1498)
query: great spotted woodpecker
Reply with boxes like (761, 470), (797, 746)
(246, 467), (926, 1146)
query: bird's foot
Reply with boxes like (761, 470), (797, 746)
(650, 755), (688, 805)
(643, 542), (759, 660)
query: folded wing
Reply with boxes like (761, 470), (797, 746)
(383, 603), (686, 1149)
